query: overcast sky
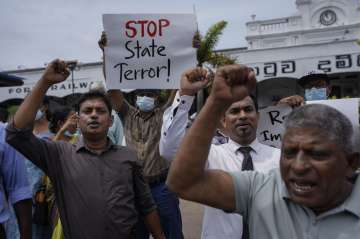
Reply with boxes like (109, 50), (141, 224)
(0, 0), (297, 70)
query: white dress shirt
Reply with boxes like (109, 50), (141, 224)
(203, 139), (280, 239)
(160, 92), (281, 239)
(160, 91), (194, 161)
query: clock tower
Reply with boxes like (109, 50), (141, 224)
(295, 0), (360, 28)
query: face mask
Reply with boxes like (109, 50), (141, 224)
(136, 96), (155, 112)
(64, 130), (75, 137)
(305, 88), (327, 101)
(35, 110), (44, 121)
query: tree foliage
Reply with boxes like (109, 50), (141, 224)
(196, 21), (237, 68)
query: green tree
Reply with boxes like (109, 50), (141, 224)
(196, 20), (237, 68)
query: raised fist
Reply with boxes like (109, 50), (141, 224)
(61, 112), (79, 133)
(180, 67), (210, 96)
(41, 59), (74, 86)
(210, 64), (256, 106)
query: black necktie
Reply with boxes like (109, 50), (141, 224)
(238, 146), (254, 171)
(238, 146), (253, 239)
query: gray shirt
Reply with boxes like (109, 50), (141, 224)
(230, 169), (360, 239)
(6, 123), (156, 239)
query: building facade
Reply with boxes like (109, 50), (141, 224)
(0, 62), (103, 106)
(1, 0), (360, 109)
(221, 0), (360, 107)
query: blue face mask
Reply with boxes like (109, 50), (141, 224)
(64, 130), (75, 137)
(35, 110), (44, 121)
(136, 96), (155, 112)
(305, 88), (327, 101)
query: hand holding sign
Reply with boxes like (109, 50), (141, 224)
(98, 31), (107, 52)
(277, 95), (304, 107)
(103, 14), (197, 89)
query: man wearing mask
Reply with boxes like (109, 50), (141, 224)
(108, 89), (179, 239)
(278, 71), (331, 107)
(99, 32), (181, 238)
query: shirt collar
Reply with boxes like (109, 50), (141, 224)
(228, 138), (261, 155)
(75, 136), (115, 154)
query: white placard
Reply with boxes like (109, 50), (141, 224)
(257, 99), (360, 150)
(257, 105), (293, 148)
(102, 14), (197, 89)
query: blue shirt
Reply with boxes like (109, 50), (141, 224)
(0, 122), (31, 223)
(107, 110), (124, 145)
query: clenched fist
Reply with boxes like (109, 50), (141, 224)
(41, 59), (75, 86)
(180, 67), (210, 96)
(210, 64), (256, 106)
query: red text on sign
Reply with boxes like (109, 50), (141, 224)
(125, 19), (170, 38)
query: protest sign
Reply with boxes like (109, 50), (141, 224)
(103, 14), (197, 89)
(257, 99), (360, 150)
(257, 105), (293, 148)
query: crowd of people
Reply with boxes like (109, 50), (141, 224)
(0, 32), (359, 239)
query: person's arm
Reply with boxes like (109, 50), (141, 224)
(160, 68), (209, 160)
(144, 211), (165, 239)
(277, 95), (304, 107)
(166, 65), (256, 211)
(53, 112), (78, 142)
(6, 59), (71, 174)
(1, 130), (32, 239)
(13, 199), (32, 239)
(160, 92), (194, 161)
(98, 31), (128, 115)
(13, 59), (71, 129)
(132, 159), (165, 238)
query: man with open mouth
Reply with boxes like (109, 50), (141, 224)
(5, 59), (165, 239)
(167, 64), (360, 239)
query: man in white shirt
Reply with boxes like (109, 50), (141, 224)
(160, 68), (280, 239)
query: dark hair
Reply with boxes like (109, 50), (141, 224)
(249, 94), (259, 112)
(76, 90), (112, 115)
(0, 107), (8, 123)
(135, 89), (161, 95)
(43, 96), (50, 106)
(48, 105), (72, 134)
(297, 74), (330, 88)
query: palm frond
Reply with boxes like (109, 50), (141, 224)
(197, 21), (228, 66)
(208, 53), (237, 68)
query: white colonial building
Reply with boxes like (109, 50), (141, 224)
(221, 0), (360, 107)
(1, 0), (360, 108)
